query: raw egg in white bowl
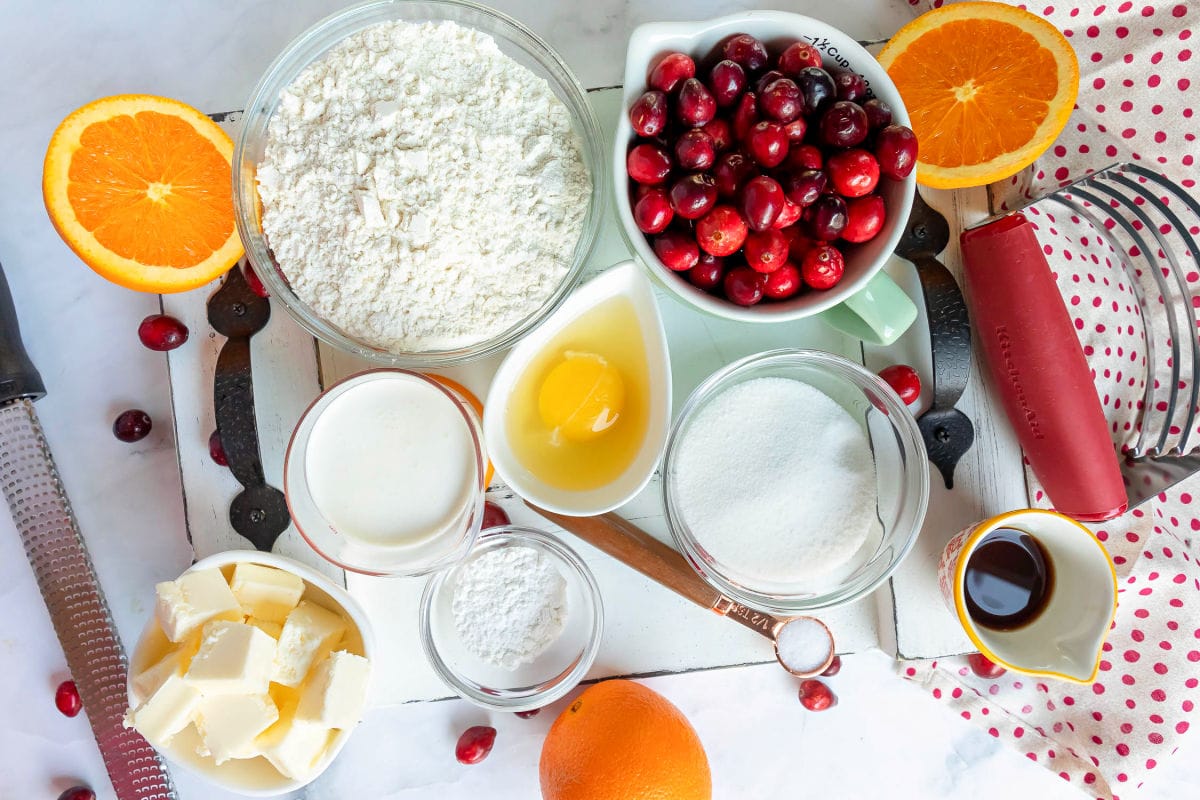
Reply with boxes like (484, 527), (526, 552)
(484, 262), (671, 515)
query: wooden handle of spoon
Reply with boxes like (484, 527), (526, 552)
(524, 503), (723, 611)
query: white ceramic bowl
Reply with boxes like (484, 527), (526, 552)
(128, 551), (376, 796)
(484, 261), (671, 515)
(614, 12), (917, 325)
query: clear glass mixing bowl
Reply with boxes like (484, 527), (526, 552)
(232, 0), (606, 367)
(662, 349), (930, 614)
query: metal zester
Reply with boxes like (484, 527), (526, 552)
(0, 261), (176, 799)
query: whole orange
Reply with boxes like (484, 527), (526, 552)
(540, 680), (711, 800)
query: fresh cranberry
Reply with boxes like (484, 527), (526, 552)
(731, 92), (759, 141)
(455, 725), (497, 765)
(481, 501), (510, 529)
(57, 788), (95, 800)
(723, 267), (765, 306)
(626, 143), (672, 185)
(113, 410), (152, 443)
(669, 174), (718, 219)
(879, 364), (921, 405)
(788, 232), (817, 263)
(653, 229), (701, 271)
(137, 314), (189, 352)
(745, 121), (788, 168)
(688, 253), (726, 291)
(830, 69), (868, 102)
(798, 679), (837, 711)
(514, 708), (541, 719)
(802, 245), (846, 290)
(763, 262), (802, 300)
(828, 149), (880, 197)
(782, 118), (807, 143)
(721, 33), (769, 72)
(633, 188), (674, 234)
(786, 144), (823, 171)
(713, 151), (755, 198)
(967, 652), (1008, 679)
(821, 655), (843, 677)
(842, 195), (886, 243)
(676, 78), (716, 127)
(862, 98), (894, 131)
(700, 118), (733, 152)
(783, 169), (827, 207)
(804, 195), (848, 241)
(819, 101), (869, 148)
(759, 78), (803, 123)
(749, 70), (781, 95)
(242, 262), (268, 297)
(875, 125), (919, 179)
(778, 41), (823, 75)
(708, 59), (747, 108)
(696, 205), (748, 257)
(740, 175), (785, 232)
(55, 680), (82, 717)
(208, 430), (228, 467)
(674, 129), (716, 171)
(648, 52), (695, 93)
(629, 90), (669, 137)
(795, 67), (836, 116)
(772, 198), (803, 229)
(744, 229), (788, 273)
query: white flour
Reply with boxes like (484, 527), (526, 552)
(451, 545), (567, 669)
(257, 20), (591, 352)
(673, 377), (878, 586)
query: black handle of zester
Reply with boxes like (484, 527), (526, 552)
(0, 260), (46, 404)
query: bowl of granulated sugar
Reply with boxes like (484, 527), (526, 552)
(662, 348), (929, 614)
(233, 0), (605, 366)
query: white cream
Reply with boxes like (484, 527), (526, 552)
(304, 375), (477, 548)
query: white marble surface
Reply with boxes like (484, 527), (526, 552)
(1, 1), (1197, 798)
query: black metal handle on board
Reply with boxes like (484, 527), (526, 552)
(0, 261), (45, 405)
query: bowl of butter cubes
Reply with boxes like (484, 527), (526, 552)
(124, 551), (376, 794)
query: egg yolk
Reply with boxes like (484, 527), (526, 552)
(537, 351), (625, 443)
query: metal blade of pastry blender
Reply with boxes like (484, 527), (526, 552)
(0, 260), (176, 799)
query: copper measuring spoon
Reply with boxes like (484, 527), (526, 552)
(526, 503), (835, 678)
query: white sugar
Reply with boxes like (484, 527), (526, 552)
(673, 377), (877, 586)
(775, 617), (832, 674)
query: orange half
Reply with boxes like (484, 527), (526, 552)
(878, 2), (1079, 189)
(43, 94), (243, 293)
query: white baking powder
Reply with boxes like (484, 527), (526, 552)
(774, 617), (833, 674)
(673, 377), (878, 585)
(451, 545), (567, 669)
(257, 20), (591, 352)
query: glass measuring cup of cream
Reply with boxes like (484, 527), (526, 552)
(285, 369), (487, 576)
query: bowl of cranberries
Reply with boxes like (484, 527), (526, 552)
(616, 13), (918, 342)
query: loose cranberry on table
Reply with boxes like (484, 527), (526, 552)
(723, 266), (766, 307)
(57, 787), (95, 800)
(648, 51), (695, 93)
(821, 654), (843, 677)
(688, 253), (726, 291)
(55, 679), (82, 717)
(708, 59), (746, 108)
(862, 98), (894, 131)
(744, 229), (788, 274)
(878, 364), (921, 405)
(668, 174), (718, 220)
(827, 149), (880, 198)
(842, 195), (886, 243)
(481, 501), (510, 530)
(801, 244), (845, 290)
(778, 40), (823, 75)
(763, 262), (802, 300)
(819, 100), (869, 149)
(875, 124), (919, 179)
(696, 204), (748, 257)
(804, 195), (848, 241)
(208, 430), (228, 467)
(720, 33), (769, 72)
(798, 678), (837, 711)
(113, 409), (152, 443)
(633, 188), (673, 234)
(745, 121), (788, 168)
(626, 143), (672, 185)
(674, 129), (716, 171)
(629, 90), (669, 137)
(653, 229), (701, 272)
(455, 725), (497, 765)
(676, 78), (716, 127)
(137, 314), (189, 352)
(967, 651), (1007, 679)
(739, 175), (785, 232)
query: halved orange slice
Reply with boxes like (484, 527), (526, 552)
(43, 95), (243, 293)
(878, 2), (1079, 189)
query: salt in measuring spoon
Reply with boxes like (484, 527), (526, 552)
(526, 504), (835, 678)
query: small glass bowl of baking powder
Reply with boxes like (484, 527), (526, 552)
(419, 526), (604, 712)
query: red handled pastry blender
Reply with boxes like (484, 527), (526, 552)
(961, 163), (1200, 520)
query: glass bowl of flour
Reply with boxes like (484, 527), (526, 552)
(233, 0), (605, 366)
(419, 526), (603, 711)
(662, 349), (930, 615)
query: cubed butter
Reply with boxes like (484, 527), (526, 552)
(186, 620), (277, 695)
(155, 568), (242, 643)
(257, 714), (332, 780)
(273, 601), (346, 687)
(124, 673), (202, 747)
(194, 693), (279, 765)
(246, 617), (284, 640)
(296, 651), (371, 729)
(230, 563), (305, 623)
(131, 634), (201, 700)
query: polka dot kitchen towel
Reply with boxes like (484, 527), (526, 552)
(895, 1), (1200, 798)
